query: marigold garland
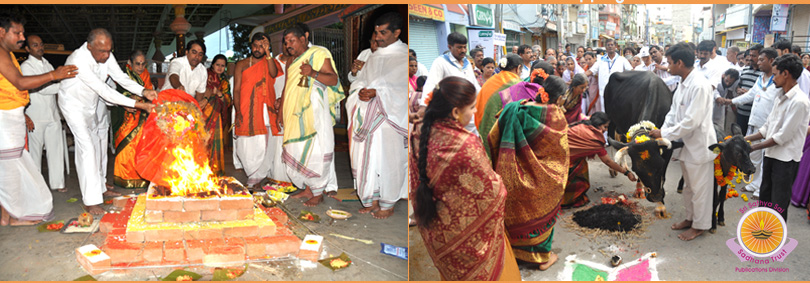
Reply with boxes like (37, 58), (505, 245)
(714, 153), (736, 187)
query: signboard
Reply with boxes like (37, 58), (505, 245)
(471, 4), (493, 28)
(265, 5), (350, 35)
(716, 13), (725, 27)
(493, 32), (507, 46)
(503, 21), (522, 32)
(578, 11), (588, 18)
(736, 41), (749, 49)
(605, 21), (616, 31)
(592, 27), (599, 39)
(408, 4), (445, 22)
(468, 29), (495, 58)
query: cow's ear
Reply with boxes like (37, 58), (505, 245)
(607, 137), (628, 150)
(709, 143), (725, 154)
(731, 123), (743, 137)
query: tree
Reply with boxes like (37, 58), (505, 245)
(229, 23), (254, 61)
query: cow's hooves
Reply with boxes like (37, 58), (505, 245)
(709, 228), (717, 234)
(718, 221), (725, 226)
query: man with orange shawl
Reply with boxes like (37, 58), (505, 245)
(233, 33), (280, 188)
(111, 50), (152, 188)
(487, 76), (569, 270)
(280, 23), (344, 207)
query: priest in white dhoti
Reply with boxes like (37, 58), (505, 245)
(0, 14), (77, 225)
(280, 23), (345, 207)
(346, 12), (407, 219)
(20, 35), (67, 193)
(58, 28), (156, 214)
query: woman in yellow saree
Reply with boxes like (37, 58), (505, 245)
(410, 77), (520, 281)
(487, 75), (567, 270)
(201, 54), (232, 176)
(112, 50), (152, 189)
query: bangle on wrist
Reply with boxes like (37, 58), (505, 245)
(313, 71), (319, 79)
(623, 170), (630, 176)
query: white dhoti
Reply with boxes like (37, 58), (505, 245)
(346, 96), (408, 210)
(282, 83), (338, 196)
(60, 102), (110, 206)
(680, 160), (714, 230)
(0, 107), (54, 221)
(744, 126), (764, 196)
(96, 99), (110, 182)
(235, 106), (290, 186)
(28, 119), (66, 190)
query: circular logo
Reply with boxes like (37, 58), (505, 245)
(737, 207), (787, 257)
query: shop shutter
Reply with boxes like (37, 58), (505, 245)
(409, 18), (440, 71)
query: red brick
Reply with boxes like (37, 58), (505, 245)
(203, 246), (245, 267)
(184, 198), (219, 211)
(185, 240), (206, 262)
(224, 225), (258, 238)
(163, 240), (186, 262)
(163, 210), (200, 223)
(103, 241), (143, 264)
(201, 209), (237, 221)
(237, 209), (254, 220)
(202, 238), (227, 254)
(125, 229), (144, 243)
(142, 241), (163, 263)
(265, 207), (288, 225)
(99, 213), (117, 233)
(144, 228), (184, 242)
(264, 235), (301, 257)
(161, 260), (190, 268)
(243, 236), (275, 257)
(219, 197), (253, 210)
(112, 196), (132, 209)
(223, 237), (246, 253)
(146, 198), (183, 211)
(258, 223), (276, 237)
(274, 227), (294, 236)
(144, 210), (163, 223)
(184, 227), (224, 240)
(105, 228), (127, 244)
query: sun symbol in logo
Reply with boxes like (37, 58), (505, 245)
(737, 208), (786, 257)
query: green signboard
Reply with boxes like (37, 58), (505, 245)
(473, 5), (493, 28)
(479, 30), (493, 37)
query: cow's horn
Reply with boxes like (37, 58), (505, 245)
(614, 146), (630, 171)
(656, 138), (672, 149)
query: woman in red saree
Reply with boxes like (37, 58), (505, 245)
(410, 77), (520, 281)
(112, 50), (152, 188)
(563, 112), (637, 208)
(562, 73), (588, 124)
(201, 54), (232, 176)
(487, 76), (568, 270)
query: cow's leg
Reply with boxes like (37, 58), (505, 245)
(710, 184), (719, 234)
(718, 185), (727, 227)
(677, 177), (685, 194)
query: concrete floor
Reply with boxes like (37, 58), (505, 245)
(0, 139), (408, 280)
(409, 159), (810, 281)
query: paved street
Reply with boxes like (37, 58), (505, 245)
(409, 158), (810, 281)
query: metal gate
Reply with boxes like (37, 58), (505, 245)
(313, 27), (347, 83)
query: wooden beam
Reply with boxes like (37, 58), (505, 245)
(20, 6), (61, 46)
(53, 6), (81, 46)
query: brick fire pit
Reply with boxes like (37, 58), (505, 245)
(83, 184), (301, 273)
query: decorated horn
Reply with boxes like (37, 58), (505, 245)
(656, 138), (672, 149)
(614, 147), (630, 171)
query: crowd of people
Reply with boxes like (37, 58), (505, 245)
(408, 31), (810, 279)
(0, 10), (408, 226)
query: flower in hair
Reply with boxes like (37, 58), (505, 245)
(531, 68), (549, 83)
(424, 91), (433, 105)
(537, 87), (549, 104)
(499, 57), (508, 69)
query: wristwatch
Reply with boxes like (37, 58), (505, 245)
(623, 170), (631, 176)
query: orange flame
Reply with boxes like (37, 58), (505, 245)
(163, 145), (221, 196)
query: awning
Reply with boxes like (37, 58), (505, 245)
(715, 26), (746, 35)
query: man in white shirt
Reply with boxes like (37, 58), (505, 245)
(634, 47), (653, 71)
(649, 45), (679, 90)
(584, 38), (632, 113)
(346, 12), (407, 219)
(517, 44), (533, 80)
(773, 39), (810, 94)
(726, 46), (742, 71)
(20, 35), (67, 193)
(161, 39), (207, 100)
(723, 48), (780, 198)
(745, 54), (810, 221)
(347, 38), (377, 83)
(59, 28), (156, 214)
(650, 42), (717, 241)
(694, 40), (724, 88)
(419, 32), (480, 135)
